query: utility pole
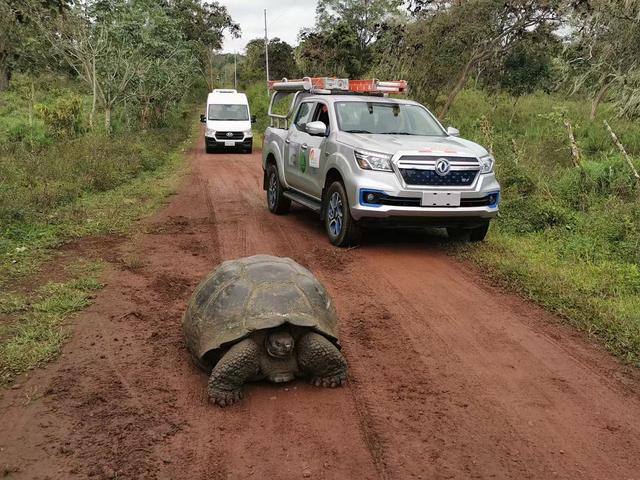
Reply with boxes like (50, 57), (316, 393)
(234, 51), (237, 90)
(264, 8), (270, 96)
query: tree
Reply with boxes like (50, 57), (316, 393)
(302, 0), (405, 78)
(567, 0), (640, 119)
(164, 0), (240, 90)
(45, 2), (144, 131)
(316, 0), (404, 51)
(0, 0), (70, 90)
(401, 0), (563, 117)
(296, 24), (363, 77)
(243, 38), (298, 82)
(483, 27), (559, 97)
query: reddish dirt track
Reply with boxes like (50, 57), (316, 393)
(2, 135), (640, 480)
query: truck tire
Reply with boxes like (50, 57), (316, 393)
(447, 222), (489, 242)
(205, 143), (214, 154)
(266, 164), (291, 214)
(324, 181), (361, 247)
(469, 222), (489, 242)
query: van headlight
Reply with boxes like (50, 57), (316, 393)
(244, 129), (253, 137)
(206, 128), (216, 137)
(478, 154), (495, 173)
(354, 149), (393, 172)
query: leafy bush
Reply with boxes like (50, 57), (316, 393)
(34, 94), (84, 138)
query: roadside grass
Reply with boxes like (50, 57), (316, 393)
(0, 75), (201, 385)
(445, 89), (640, 366)
(1, 116), (198, 285)
(0, 261), (104, 386)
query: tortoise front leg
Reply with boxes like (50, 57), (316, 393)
(297, 332), (347, 388)
(208, 338), (260, 407)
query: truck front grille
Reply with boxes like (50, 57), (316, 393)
(215, 131), (244, 140)
(399, 169), (478, 186)
(396, 155), (480, 187)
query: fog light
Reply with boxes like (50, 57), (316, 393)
(366, 193), (376, 203)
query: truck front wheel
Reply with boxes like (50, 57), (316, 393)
(266, 164), (291, 214)
(469, 222), (490, 242)
(447, 222), (489, 242)
(324, 181), (361, 247)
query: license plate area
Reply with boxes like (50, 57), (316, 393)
(224, 141), (235, 147)
(421, 191), (461, 207)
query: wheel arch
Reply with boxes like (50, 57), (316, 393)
(321, 168), (345, 220)
(263, 152), (277, 190)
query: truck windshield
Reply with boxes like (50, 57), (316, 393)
(335, 102), (445, 136)
(208, 104), (249, 121)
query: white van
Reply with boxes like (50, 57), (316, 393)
(200, 89), (256, 154)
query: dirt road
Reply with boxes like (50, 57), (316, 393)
(2, 139), (640, 480)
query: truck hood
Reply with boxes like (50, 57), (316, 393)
(336, 133), (489, 158)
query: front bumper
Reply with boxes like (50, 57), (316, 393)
(205, 135), (252, 149)
(344, 166), (501, 223)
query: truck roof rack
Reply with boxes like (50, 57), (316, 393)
(267, 77), (408, 128)
(268, 77), (407, 95)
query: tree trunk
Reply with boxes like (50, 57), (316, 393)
(590, 82), (611, 120)
(90, 57), (97, 130)
(0, 63), (9, 92)
(104, 106), (111, 132)
(141, 101), (150, 130)
(439, 56), (476, 119)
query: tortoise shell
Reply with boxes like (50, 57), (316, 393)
(182, 255), (339, 368)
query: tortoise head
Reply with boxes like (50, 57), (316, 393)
(265, 330), (294, 359)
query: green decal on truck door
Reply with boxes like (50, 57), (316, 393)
(299, 149), (308, 173)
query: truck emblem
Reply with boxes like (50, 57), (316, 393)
(435, 158), (450, 176)
(226, 132), (234, 138)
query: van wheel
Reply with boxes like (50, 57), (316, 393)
(324, 181), (361, 247)
(266, 164), (290, 214)
(205, 144), (214, 154)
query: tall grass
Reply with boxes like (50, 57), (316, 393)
(446, 90), (640, 365)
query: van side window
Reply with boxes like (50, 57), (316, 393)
(294, 102), (314, 131)
(312, 103), (330, 131)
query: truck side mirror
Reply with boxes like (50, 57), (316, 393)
(447, 126), (460, 137)
(306, 121), (328, 136)
(251, 115), (257, 124)
(200, 114), (206, 123)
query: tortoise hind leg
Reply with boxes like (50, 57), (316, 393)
(208, 338), (260, 406)
(297, 332), (347, 388)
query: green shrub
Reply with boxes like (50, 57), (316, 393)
(34, 94), (84, 138)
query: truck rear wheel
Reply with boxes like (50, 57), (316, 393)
(324, 181), (361, 247)
(266, 164), (291, 214)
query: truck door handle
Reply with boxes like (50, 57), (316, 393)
(285, 139), (290, 144)
(301, 143), (308, 150)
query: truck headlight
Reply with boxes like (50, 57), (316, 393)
(244, 129), (253, 137)
(478, 154), (495, 173)
(206, 128), (216, 137)
(354, 150), (393, 172)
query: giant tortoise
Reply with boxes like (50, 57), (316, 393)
(183, 255), (347, 406)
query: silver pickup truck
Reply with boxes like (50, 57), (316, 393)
(262, 80), (500, 247)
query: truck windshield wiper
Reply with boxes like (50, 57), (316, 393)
(381, 132), (414, 135)
(343, 129), (372, 134)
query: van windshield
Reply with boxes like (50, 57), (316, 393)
(208, 104), (249, 121)
(335, 101), (445, 136)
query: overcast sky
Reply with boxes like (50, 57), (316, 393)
(221, 0), (319, 53)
